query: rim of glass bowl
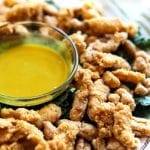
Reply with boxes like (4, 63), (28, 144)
(0, 21), (79, 101)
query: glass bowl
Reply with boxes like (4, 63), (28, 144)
(0, 21), (78, 106)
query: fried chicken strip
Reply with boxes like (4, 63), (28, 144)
(88, 32), (127, 53)
(92, 138), (106, 150)
(0, 118), (49, 149)
(113, 103), (139, 148)
(70, 87), (89, 121)
(80, 51), (131, 72)
(79, 122), (98, 141)
(70, 31), (87, 55)
(131, 117), (150, 137)
(70, 68), (99, 121)
(103, 71), (121, 88)
(75, 138), (91, 150)
(1, 104), (61, 124)
(113, 69), (146, 84)
(6, 2), (58, 22)
(83, 17), (137, 37)
(1, 108), (41, 123)
(116, 88), (136, 111)
(48, 120), (80, 150)
(106, 138), (126, 150)
(43, 121), (56, 140)
(38, 103), (62, 123)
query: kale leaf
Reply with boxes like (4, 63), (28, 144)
(135, 96), (150, 106)
(45, 0), (60, 9)
(133, 30), (150, 51)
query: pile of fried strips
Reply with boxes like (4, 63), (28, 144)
(0, 0), (150, 150)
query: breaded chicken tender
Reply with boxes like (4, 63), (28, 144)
(83, 17), (137, 37)
(79, 122), (98, 141)
(131, 117), (150, 137)
(6, 2), (58, 22)
(75, 138), (91, 150)
(88, 32), (127, 53)
(70, 68), (99, 121)
(81, 51), (131, 72)
(38, 104), (62, 123)
(88, 100), (115, 138)
(92, 138), (106, 150)
(89, 79), (110, 102)
(133, 51), (150, 76)
(113, 103), (139, 148)
(113, 69), (146, 84)
(108, 93), (120, 104)
(48, 120), (80, 150)
(103, 71), (121, 88)
(43, 121), (56, 140)
(0, 118), (49, 149)
(1, 104), (61, 124)
(70, 31), (87, 55)
(106, 138), (126, 150)
(1, 108), (41, 123)
(70, 87), (89, 121)
(121, 39), (137, 58)
(74, 67), (99, 88)
(0, 142), (24, 150)
(134, 83), (148, 96)
(116, 88), (136, 111)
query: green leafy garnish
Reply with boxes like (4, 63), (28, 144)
(135, 96), (150, 106)
(45, 0), (60, 9)
(133, 30), (150, 50)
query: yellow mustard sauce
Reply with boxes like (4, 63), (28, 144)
(0, 44), (69, 97)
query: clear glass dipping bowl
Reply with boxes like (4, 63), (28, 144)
(0, 22), (78, 106)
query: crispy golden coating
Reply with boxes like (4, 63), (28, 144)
(106, 138), (126, 150)
(74, 67), (98, 88)
(70, 87), (89, 121)
(0, 142), (24, 150)
(0, 118), (49, 149)
(121, 40), (137, 58)
(133, 51), (150, 76)
(108, 93), (120, 104)
(89, 79), (110, 103)
(48, 120), (80, 150)
(6, 2), (58, 22)
(83, 17), (137, 37)
(88, 100), (115, 138)
(57, 8), (83, 33)
(134, 83), (148, 96)
(70, 31), (87, 55)
(116, 88), (136, 111)
(75, 138), (91, 150)
(103, 71), (121, 88)
(73, 2), (102, 20)
(92, 138), (106, 150)
(81, 51), (131, 72)
(88, 32), (127, 53)
(113, 69), (146, 84)
(1, 108), (41, 123)
(79, 122), (98, 141)
(43, 121), (56, 140)
(113, 103), (139, 148)
(131, 117), (150, 137)
(70, 68), (99, 121)
(38, 104), (61, 123)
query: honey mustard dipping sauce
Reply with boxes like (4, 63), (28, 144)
(0, 44), (70, 97)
